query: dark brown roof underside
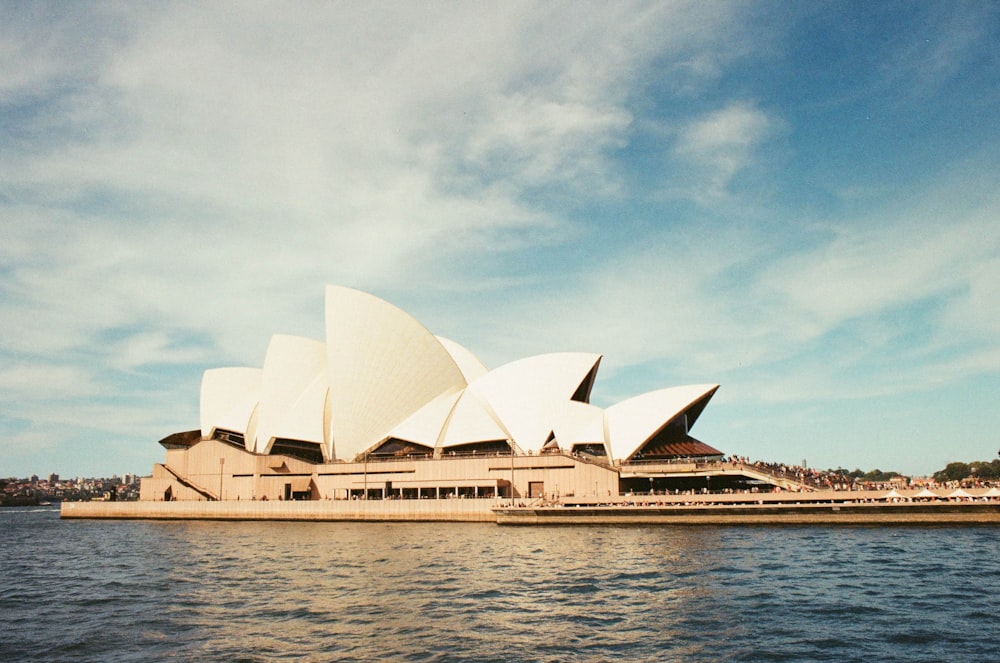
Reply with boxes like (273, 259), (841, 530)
(640, 435), (723, 459)
(158, 429), (201, 449)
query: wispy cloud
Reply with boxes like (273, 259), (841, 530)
(1, 2), (998, 476)
(674, 102), (778, 199)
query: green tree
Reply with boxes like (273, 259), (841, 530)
(933, 462), (971, 482)
(859, 469), (903, 482)
(969, 460), (1000, 480)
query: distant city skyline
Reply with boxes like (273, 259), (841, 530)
(2, 2), (999, 477)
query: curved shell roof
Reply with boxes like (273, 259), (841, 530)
(200, 367), (262, 439)
(254, 334), (329, 456)
(605, 384), (720, 462)
(466, 352), (602, 453)
(438, 389), (513, 449)
(550, 400), (609, 455)
(324, 285), (469, 460)
(386, 389), (463, 448)
(436, 336), (489, 383)
(196, 286), (721, 464)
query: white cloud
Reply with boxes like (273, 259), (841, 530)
(883, 3), (999, 97)
(760, 170), (1000, 338)
(0, 2), (754, 369)
(2, 2), (997, 477)
(463, 160), (1000, 411)
(673, 102), (778, 200)
(461, 95), (632, 194)
(0, 363), (97, 399)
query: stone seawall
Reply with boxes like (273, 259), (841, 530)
(60, 499), (497, 522)
(61, 495), (1000, 525)
(494, 501), (1000, 525)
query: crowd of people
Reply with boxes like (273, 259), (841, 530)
(718, 457), (857, 490)
(717, 457), (1000, 491)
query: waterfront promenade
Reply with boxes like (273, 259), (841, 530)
(61, 487), (1000, 524)
(494, 500), (1000, 525)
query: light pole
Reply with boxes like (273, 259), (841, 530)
(219, 457), (225, 501)
(510, 442), (515, 504)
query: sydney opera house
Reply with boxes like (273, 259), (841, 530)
(139, 286), (727, 504)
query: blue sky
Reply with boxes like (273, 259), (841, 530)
(2, 1), (999, 479)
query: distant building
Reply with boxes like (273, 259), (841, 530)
(49, 473), (59, 484)
(142, 286), (726, 502)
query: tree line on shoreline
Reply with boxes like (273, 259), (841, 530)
(930, 458), (1000, 482)
(826, 458), (1000, 483)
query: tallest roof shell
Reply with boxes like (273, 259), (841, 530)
(324, 285), (469, 460)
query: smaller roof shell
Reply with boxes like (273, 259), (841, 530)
(467, 352), (602, 453)
(439, 390), (512, 449)
(436, 336), (489, 383)
(386, 389), (463, 448)
(255, 334), (328, 456)
(605, 384), (720, 462)
(550, 400), (610, 456)
(200, 367), (263, 439)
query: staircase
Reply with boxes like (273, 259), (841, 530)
(159, 463), (219, 500)
(729, 462), (818, 492)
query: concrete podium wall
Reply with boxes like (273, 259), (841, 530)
(62, 498), (498, 522)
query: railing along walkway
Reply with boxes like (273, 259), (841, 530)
(160, 463), (218, 500)
(727, 462), (818, 492)
(621, 459), (819, 492)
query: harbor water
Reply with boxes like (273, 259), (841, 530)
(2, 508), (998, 662)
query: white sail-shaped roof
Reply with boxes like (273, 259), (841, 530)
(439, 390), (512, 448)
(200, 367), (262, 439)
(551, 400), (609, 455)
(192, 285), (722, 466)
(254, 334), (329, 456)
(436, 336), (489, 383)
(325, 285), (469, 460)
(467, 352), (602, 453)
(605, 384), (719, 462)
(386, 389), (463, 448)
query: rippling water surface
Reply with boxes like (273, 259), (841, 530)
(2, 508), (998, 662)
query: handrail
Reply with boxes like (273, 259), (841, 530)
(618, 459), (818, 492)
(361, 447), (616, 470)
(727, 462), (818, 492)
(160, 463), (218, 500)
